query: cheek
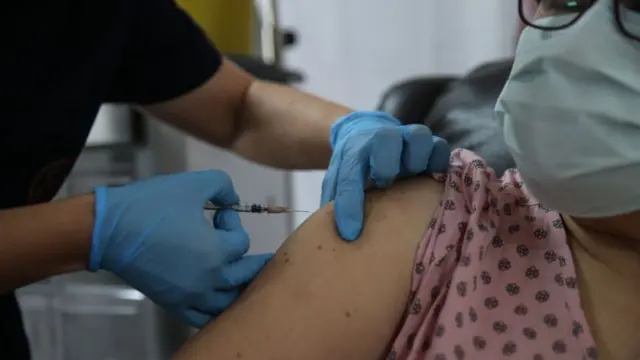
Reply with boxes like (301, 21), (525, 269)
(517, 20), (527, 38)
(523, 0), (539, 18)
(516, 0), (539, 41)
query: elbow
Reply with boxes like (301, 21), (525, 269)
(223, 78), (255, 151)
(226, 79), (279, 162)
(213, 58), (258, 151)
(146, 58), (257, 151)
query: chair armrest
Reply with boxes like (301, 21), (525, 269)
(376, 77), (458, 125)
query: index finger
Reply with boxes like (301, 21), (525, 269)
(194, 170), (241, 206)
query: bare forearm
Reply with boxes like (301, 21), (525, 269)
(143, 60), (352, 170)
(233, 80), (352, 169)
(0, 195), (93, 293)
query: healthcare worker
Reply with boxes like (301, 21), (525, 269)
(1, 0), (450, 358)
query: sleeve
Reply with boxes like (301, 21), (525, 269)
(105, 0), (222, 104)
(386, 149), (500, 358)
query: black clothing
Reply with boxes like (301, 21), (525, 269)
(1, 0), (221, 357)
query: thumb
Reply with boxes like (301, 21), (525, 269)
(190, 170), (240, 206)
(334, 190), (365, 242)
(334, 157), (368, 241)
(427, 137), (451, 173)
(222, 253), (274, 288)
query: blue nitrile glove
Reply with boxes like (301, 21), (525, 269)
(91, 170), (272, 328)
(321, 111), (451, 241)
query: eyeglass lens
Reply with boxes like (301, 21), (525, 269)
(620, 0), (640, 11)
(521, 0), (640, 39)
(618, 0), (640, 40)
(523, 0), (593, 27)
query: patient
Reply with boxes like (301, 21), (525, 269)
(172, 1), (640, 359)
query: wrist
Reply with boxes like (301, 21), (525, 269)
(0, 194), (94, 291)
(52, 193), (95, 272)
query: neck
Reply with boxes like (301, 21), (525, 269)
(564, 215), (640, 278)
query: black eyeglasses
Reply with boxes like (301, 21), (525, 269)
(518, 0), (640, 41)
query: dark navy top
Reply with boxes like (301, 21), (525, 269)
(1, 0), (222, 357)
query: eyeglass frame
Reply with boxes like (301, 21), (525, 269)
(518, 0), (640, 41)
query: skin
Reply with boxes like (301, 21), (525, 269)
(516, 0), (538, 41)
(566, 215), (640, 360)
(0, 58), (353, 292)
(171, 176), (444, 360)
(143, 59), (351, 169)
(158, 178), (640, 360)
(518, 2), (640, 350)
(0, 0), (544, 295)
(520, 4), (640, 349)
(0, 195), (94, 293)
(522, 2), (640, 353)
(167, 2), (640, 357)
(162, 40), (640, 360)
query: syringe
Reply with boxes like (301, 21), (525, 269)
(204, 202), (308, 214)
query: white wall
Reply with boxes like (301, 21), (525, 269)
(279, 0), (519, 227)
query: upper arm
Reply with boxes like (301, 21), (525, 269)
(172, 176), (445, 360)
(105, 0), (224, 105)
(142, 59), (254, 148)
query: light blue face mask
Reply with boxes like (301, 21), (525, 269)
(495, 1), (640, 217)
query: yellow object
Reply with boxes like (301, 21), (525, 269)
(177, 0), (253, 55)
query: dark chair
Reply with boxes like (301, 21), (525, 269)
(377, 58), (515, 176)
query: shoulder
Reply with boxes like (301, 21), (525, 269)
(387, 152), (569, 359)
(399, 149), (565, 295)
(181, 168), (447, 360)
(440, 148), (537, 215)
(428, 148), (557, 246)
(402, 148), (562, 285)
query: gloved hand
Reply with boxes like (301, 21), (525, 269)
(90, 170), (272, 328)
(321, 111), (450, 241)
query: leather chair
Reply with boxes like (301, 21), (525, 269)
(377, 58), (515, 176)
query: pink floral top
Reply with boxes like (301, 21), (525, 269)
(387, 149), (599, 360)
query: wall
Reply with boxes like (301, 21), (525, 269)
(160, 1), (521, 252)
(279, 0), (519, 227)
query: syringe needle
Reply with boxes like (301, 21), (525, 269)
(264, 205), (310, 214)
(204, 203), (308, 214)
